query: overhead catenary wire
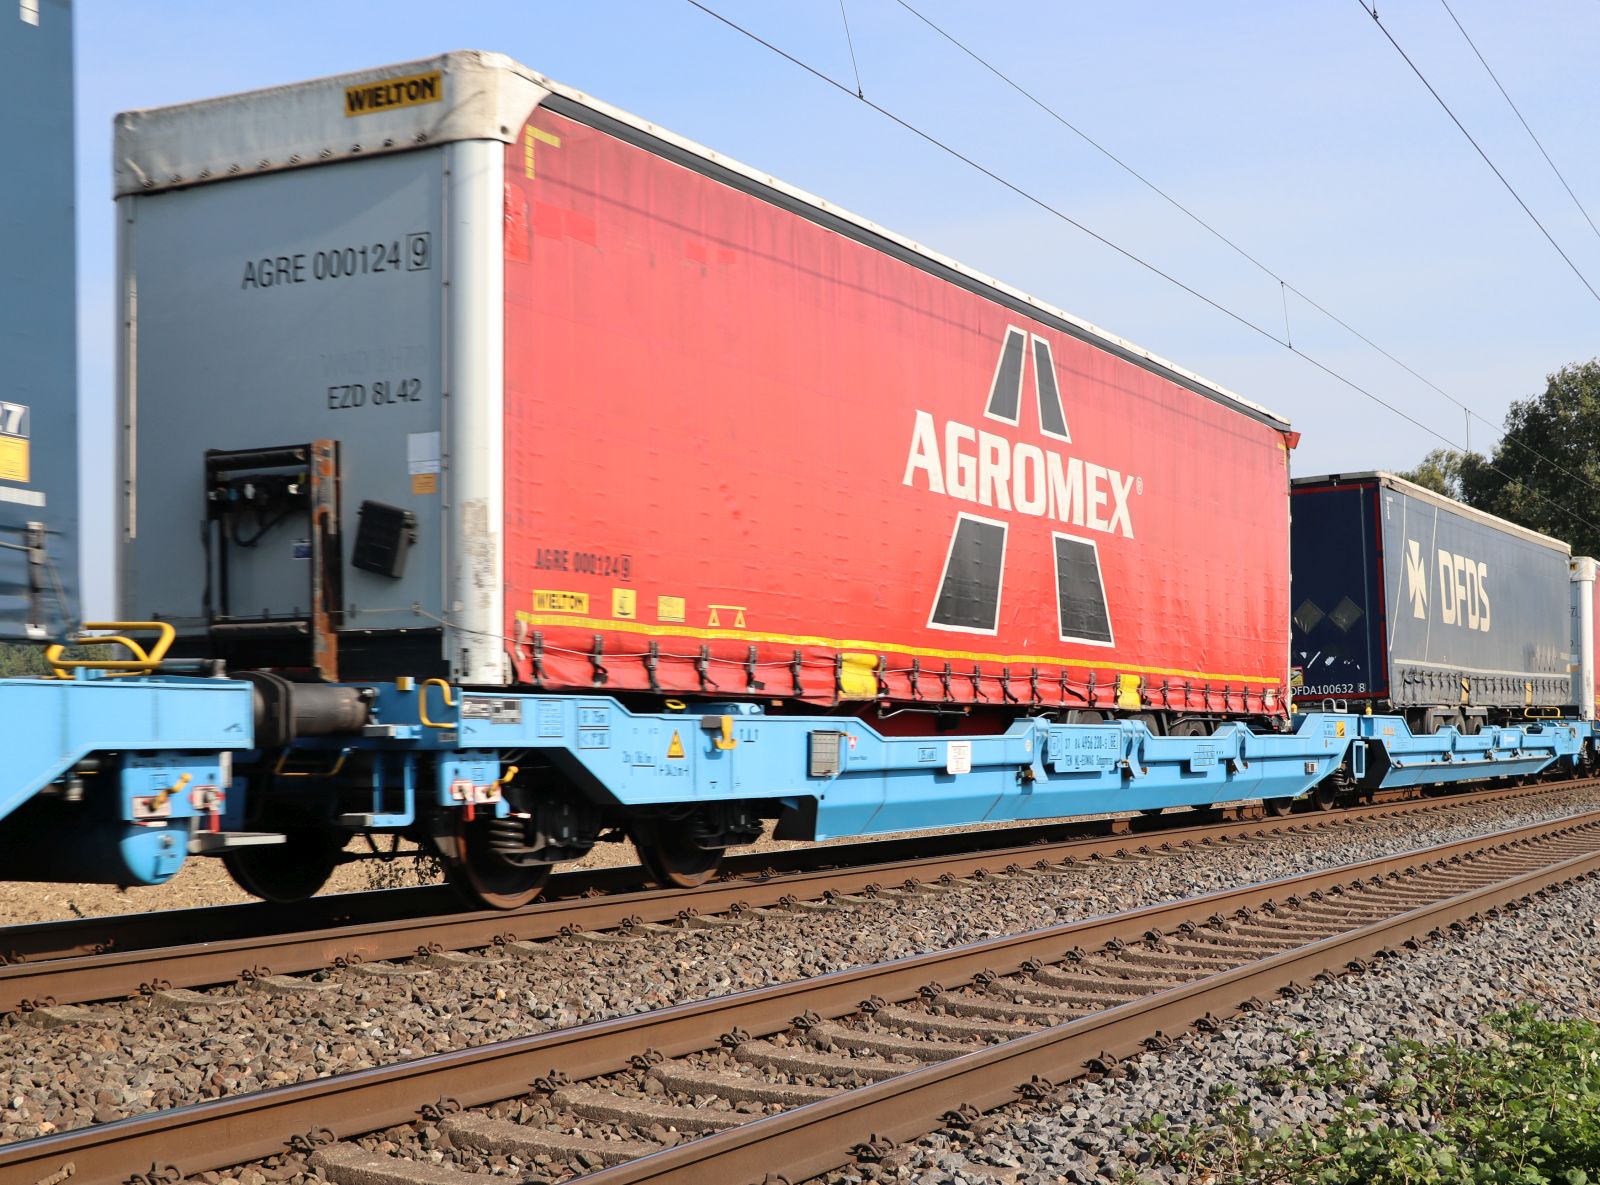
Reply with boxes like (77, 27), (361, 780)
(680, 0), (1600, 539)
(837, 0), (864, 98)
(887, 0), (1600, 503)
(1357, 0), (1600, 307)
(1437, 0), (1600, 247)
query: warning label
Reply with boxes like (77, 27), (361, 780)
(0, 402), (30, 484)
(657, 595), (686, 624)
(612, 588), (637, 620)
(534, 590), (590, 613)
(0, 438), (29, 484)
(666, 730), (686, 760)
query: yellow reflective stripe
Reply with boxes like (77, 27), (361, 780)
(512, 611), (1277, 685)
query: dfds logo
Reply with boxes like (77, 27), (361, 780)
(1405, 538), (1491, 632)
(901, 327), (1140, 644)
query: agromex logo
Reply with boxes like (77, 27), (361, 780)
(901, 326), (1141, 644)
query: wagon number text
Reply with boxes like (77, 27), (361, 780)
(241, 233), (432, 289)
(327, 378), (423, 410)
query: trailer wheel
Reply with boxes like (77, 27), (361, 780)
(222, 829), (342, 903)
(633, 823), (724, 888)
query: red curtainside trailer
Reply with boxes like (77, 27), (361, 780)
(117, 52), (1294, 720)
(502, 100), (1294, 716)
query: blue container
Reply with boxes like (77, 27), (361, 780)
(0, 0), (78, 638)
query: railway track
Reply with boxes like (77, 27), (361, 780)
(0, 779), (1588, 1015)
(5, 803), (1599, 1185)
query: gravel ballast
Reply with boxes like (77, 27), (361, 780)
(821, 856), (1600, 1184)
(2, 787), (1599, 1150)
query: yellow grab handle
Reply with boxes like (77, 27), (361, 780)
(419, 678), (457, 729)
(47, 621), (176, 677)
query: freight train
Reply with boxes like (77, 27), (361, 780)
(2, 37), (1596, 909)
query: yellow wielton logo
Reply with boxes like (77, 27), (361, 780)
(533, 590), (588, 614)
(344, 71), (442, 117)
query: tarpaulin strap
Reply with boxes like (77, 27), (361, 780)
(909, 658), (923, 700)
(645, 642), (662, 694)
(833, 653), (845, 699)
(1222, 684), (1233, 712)
(590, 635), (609, 686)
(875, 656), (890, 698)
(745, 646), (765, 692)
(1160, 679), (1172, 709)
(1000, 667), (1019, 704)
(939, 663), (954, 701)
(969, 665), (988, 702)
(790, 651), (804, 697)
(1029, 667), (1042, 706)
(1086, 671), (1097, 707)
(697, 645), (718, 692)
(531, 631), (546, 686)
(1202, 683), (1213, 710)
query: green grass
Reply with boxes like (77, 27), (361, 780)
(1132, 1008), (1600, 1184)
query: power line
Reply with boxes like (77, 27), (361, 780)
(680, 0), (1600, 539)
(837, 0), (864, 98)
(1357, 0), (1600, 307)
(1437, 0), (1600, 247)
(888, 0), (1600, 505)
(681, 0), (1287, 348)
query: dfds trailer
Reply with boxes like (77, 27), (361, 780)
(1, 0), (78, 637)
(1291, 472), (1572, 726)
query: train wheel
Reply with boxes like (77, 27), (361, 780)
(450, 818), (552, 911)
(634, 824), (724, 888)
(1264, 797), (1296, 817)
(223, 829), (342, 903)
(1310, 782), (1339, 811)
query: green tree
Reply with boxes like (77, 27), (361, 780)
(1397, 447), (1469, 499)
(0, 643), (57, 677)
(1400, 360), (1600, 557)
(1458, 359), (1600, 557)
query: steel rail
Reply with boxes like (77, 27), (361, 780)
(5, 776), (1533, 966)
(3, 811), (1180, 963)
(4, 808), (1597, 1185)
(578, 827), (1600, 1184)
(0, 779), (1584, 1015)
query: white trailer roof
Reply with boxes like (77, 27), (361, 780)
(115, 49), (1290, 431)
(1294, 470), (1572, 554)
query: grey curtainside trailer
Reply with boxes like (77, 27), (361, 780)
(1290, 472), (1572, 728)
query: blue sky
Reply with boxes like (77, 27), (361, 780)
(74, 1), (1600, 612)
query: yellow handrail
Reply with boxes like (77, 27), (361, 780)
(47, 621), (176, 678)
(419, 678), (456, 729)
